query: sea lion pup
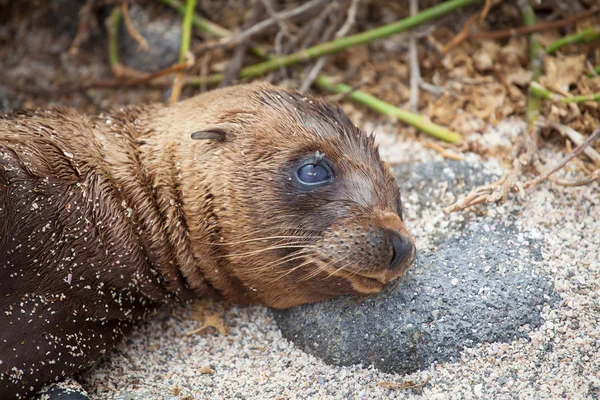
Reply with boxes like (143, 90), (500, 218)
(0, 82), (415, 397)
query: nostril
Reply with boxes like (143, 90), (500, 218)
(386, 230), (412, 270)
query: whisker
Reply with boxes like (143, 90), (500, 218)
(302, 254), (350, 281)
(220, 243), (316, 259)
(229, 226), (321, 238)
(325, 256), (359, 279)
(206, 235), (310, 246)
(298, 264), (328, 282)
(298, 257), (335, 282)
(245, 249), (314, 272)
(272, 257), (319, 283)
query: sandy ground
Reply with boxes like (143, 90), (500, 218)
(81, 119), (600, 400)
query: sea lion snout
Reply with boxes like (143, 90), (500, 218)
(386, 229), (414, 270)
(313, 212), (415, 293)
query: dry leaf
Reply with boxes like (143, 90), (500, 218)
(473, 41), (501, 72)
(541, 54), (587, 93)
(186, 313), (228, 336)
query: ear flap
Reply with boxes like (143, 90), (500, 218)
(191, 129), (226, 141)
(190, 123), (238, 142)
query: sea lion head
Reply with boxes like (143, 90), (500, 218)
(157, 83), (416, 308)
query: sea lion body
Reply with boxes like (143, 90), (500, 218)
(0, 83), (415, 397)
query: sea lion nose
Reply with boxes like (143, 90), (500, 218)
(386, 229), (413, 270)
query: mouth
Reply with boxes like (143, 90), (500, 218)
(320, 266), (386, 295)
(328, 253), (415, 294)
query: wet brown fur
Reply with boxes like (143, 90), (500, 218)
(0, 83), (415, 397)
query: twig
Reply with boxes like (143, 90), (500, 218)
(552, 168), (600, 187)
(408, 0), (420, 112)
(299, 0), (359, 93)
(298, 1), (339, 50)
(2, 62), (190, 95)
(442, 7), (599, 53)
(424, 141), (465, 160)
(194, 0), (324, 54)
(315, 76), (463, 143)
(298, 20), (339, 93)
(219, 1), (263, 88)
(121, 0), (149, 51)
(549, 122), (600, 165)
(260, 0), (294, 41)
(337, 0), (360, 38)
(184, 0), (482, 86)
(69, 0), (95, 54)
(479, 0), (494, 23)
(546, 26), (600, 54)
(169, 0), (196, 104)
(524, 126), (600, 189)
(441, 13), (478, 55)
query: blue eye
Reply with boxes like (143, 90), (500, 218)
(296, 163), (332, 186)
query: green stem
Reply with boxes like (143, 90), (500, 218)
(530, 82), (600, 103)
(108, 7), (122, 67)
(528, 82), (553, 100)
(315, 77), (462, 143)
(160, 0), (267, 59)
(178, 0), (197, 63)
(164, 0), (464, 142)
(159, 0), (230, 39)
(185, 0), (481, 85)
(546, 27), (600, 54)
(561, 93), (600, 103)
(520, 0), (542, 125)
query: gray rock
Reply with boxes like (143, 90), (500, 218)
(119, 4), (182, 72)
(273, 161), (558, 374)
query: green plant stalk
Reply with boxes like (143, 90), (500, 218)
(561, 93), (600, 103)
(528, 82), (553, 100)
(108, 7), (122, 67)
(183, 0), (481, 85)
(315, 77), (462, 143)
(178, 0), (197, 63)
(595, 65), (600, 74)
(164, 0), (464, 142)
(546, 27), (600, 54)
(160, 0), (267, 59)
(530, 82), (600, 103)
(159, 0), (230, 39)
(520, 0), (542, 125)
